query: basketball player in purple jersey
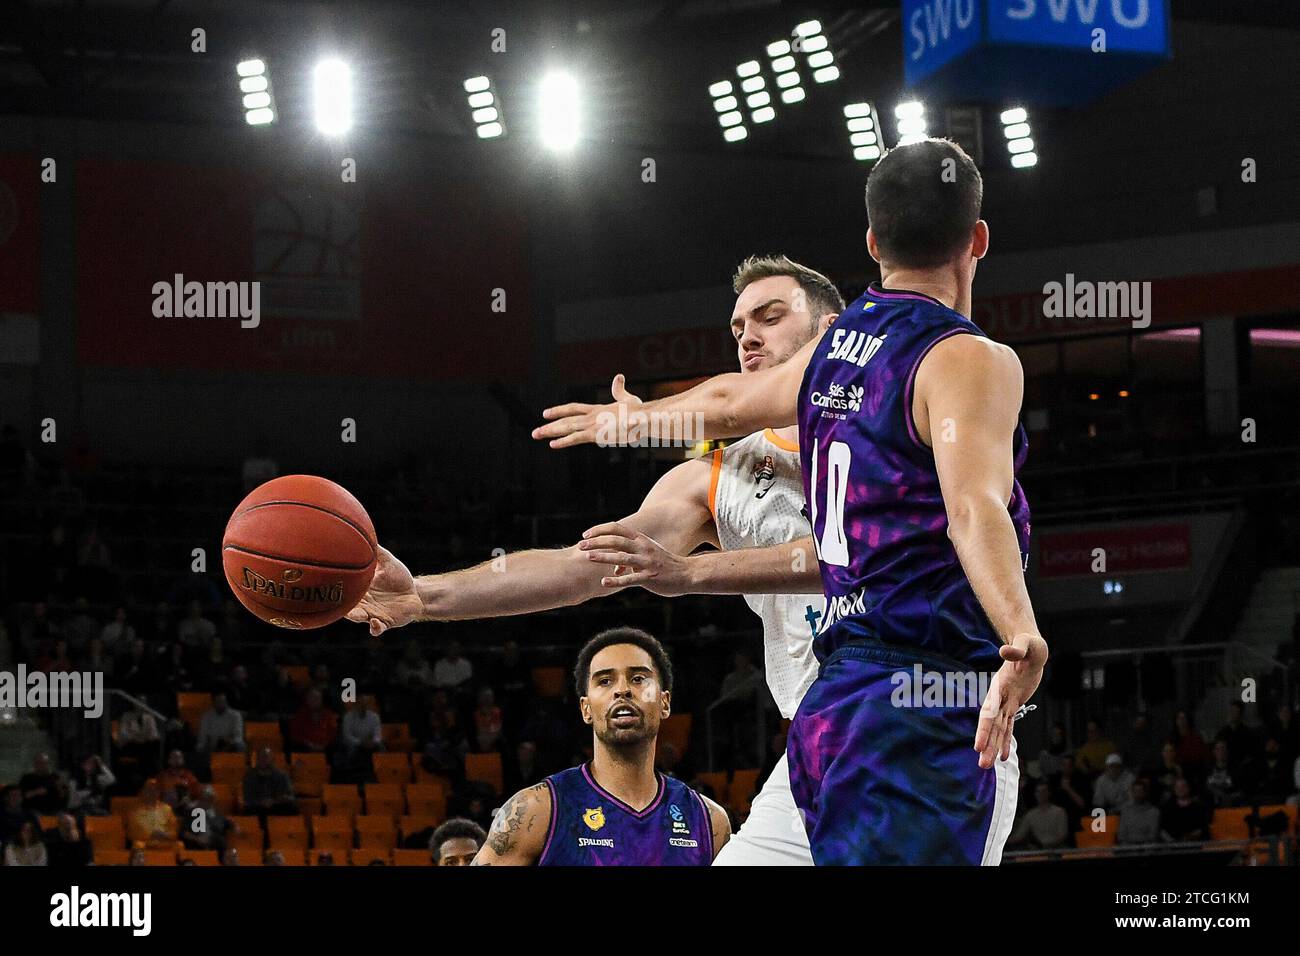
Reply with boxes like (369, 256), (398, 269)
(472, 627), (730, 865)
(534, 139), (1048, 864)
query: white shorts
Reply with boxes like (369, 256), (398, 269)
(712, 753), (814, 866)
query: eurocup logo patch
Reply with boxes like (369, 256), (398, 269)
(583, 807), (606, 831)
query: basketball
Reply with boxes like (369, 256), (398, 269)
(221, 474), (378, 630)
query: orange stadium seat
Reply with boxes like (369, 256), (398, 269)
(266, 815), (309, 850)
(693, 772), (728, 805)
(38, 815), (59, 831)
(1255, 803), (1298, 835)
(531, 666), (567, 698)
(381, 723), (415, 752)
(93, 850), (131, 866)
(176, 691), (212, 733)
(269, 848), (306, 866)
(245, 722), (284, 755)
(290, 752), (328, 797)
(399, 815), (437, 844)
(323, 784), (363, 818)
(404, 784), (447, 820)
(373, 752), (413, 785)
(225, 848), (262, 866)
(393, 849), (434, 866)
(210, 752), (247, 788)
(178, 850), (220, 866)
(465, 753), (503, 796)
(110, 795), (139, 818)
(355, 816), (397, 850)
(209, 783), (237, 815)
(227, 816), (264, 851)
(85, 816), (126, 852)
(283, 666), (311, 689)
(1210, 807), (1252, 840)
(311, 815), (354, 853)
(350, 848), (391, 866)
(658, 713), (692, 757)
(142, 849), (177, 866)
(365, 783), (404, 819)
(1075, 815), (1118, 848)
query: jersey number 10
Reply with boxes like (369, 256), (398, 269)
(810, 438), (850, 567)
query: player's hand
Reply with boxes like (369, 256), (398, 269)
(532, 374), (643, 449)
(973, 633), (1048, 770)
(345, 546), (423, 637)
(578, 521), (692, 597)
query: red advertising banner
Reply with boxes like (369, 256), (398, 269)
(76, 158), (529, 380)
(1037, 523), (1191, 578)
(0, 153), (41, 313)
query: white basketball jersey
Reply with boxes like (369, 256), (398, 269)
(709, 429), (823, 719)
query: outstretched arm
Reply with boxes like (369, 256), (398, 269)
(916, 333), (1047, 768)
(532, 335), (821, 450)
(347, 455), (717, 635)
(472, 783), (551, 865)
(579, 526), (822, 596)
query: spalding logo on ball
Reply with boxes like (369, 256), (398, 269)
(222, 475), (377, 629)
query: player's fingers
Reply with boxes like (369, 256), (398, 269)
(345, 607), (369, 624)
(600, 570), (653, 588)
(586, 550), (636, 567)
(549, 430), (594, 449)
(370, 619), (386, 637)
(578, 533), (636, 552)
(582, 520), (632, 540)
(531, 416), (585, 441)
(973, 714), (994, 755)
(999, 641), (1028, 662)
(541, 402), (594, 421)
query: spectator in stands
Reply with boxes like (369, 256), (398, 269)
(221, 847), (242, 866)
(1153, 741), (1185, 805)
(1118, 713), (1159, 777)
(266, 666), (301, 716)
(1074, 719), (1115, 777)
(20, 753), (67, 814)
(1092, 754), (1135, 813)
(263, 849), (285, 866)
(1008, 782), (1069, 850)
(100, 605), (136, 655)
(64, 597), (99, 654)
(36, 638), (73, 674)
(395, 640), (436, 688)
(216, 599), (245, 652)
(129, 848), (147, 866)
(434, 641), (473, 691)
(315, 850), (336, 865)
(178, 600), (218, 655)
(504, 740), (542, 794)
(197, 692), (245, 752)
(420, 696), (469, 777)
(79, 635), (114, 682)
(45, 813), (92, 867)
(159, 640), (194, 693)
(1204, 740), (1241, 808)
(181, 786), (233, 854)
(241, 746), (297, 820)
(4, 821), (48, 866)
(1116, 781), (1161, 845)
(127, 780), (178, 849)
(1215, 702), (1258, 772)
(0, 786), (39, 846)
(1170, 709), (1210, 778)
(116, 703), (162, 781)
(148, 602), (174, 645)
(289, 688), (339, 753)
(116, 638), (156, 696)
(1271, 703), (1299, 766)
(1160, 778), (1210, 842)
(1051, 754), (1089, 824)
(336, 697), (383, 780)
(474, 686), (504, 753)
(68, 754), (116, 816)
(18, 601), (62, 664)
(1240, 735), (1294, 805)
(493, 640), (532, 734)
(220, 664), (261, 717)
(1036, 723), (1069, 782)
(157, 750), (201, 806)
(430, 818), (487, 865)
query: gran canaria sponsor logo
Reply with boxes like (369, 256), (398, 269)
(239, 567), (344, 605)
(809, 382), (863, 419)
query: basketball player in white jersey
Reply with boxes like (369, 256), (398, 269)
(346, 255), (842, 865)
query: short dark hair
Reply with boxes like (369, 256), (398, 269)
(865, 138), (982, 268)
(573, 627), (673, 696)
(430, 817), (487, 858)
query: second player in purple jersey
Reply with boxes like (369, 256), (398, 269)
(798, 282), (1031, 671)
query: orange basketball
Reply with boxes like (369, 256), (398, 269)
(222, 475), (377, 630)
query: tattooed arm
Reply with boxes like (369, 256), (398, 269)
(701, 795), (732, 860)
(471, 783), (551, 866)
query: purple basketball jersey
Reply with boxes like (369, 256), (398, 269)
(797, 283), (1031, 670)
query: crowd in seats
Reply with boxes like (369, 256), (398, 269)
(1008, 702), (1300, 854)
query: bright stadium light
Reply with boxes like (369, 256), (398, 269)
(709, 79), (748, 142)
(237, 58), (275, 126)
(768, 42), (803, 108)
(1001, 106), (1038, 169)
(723, 126), (748, 142)
(844, 102), (880, 163)
(313, 58), (353, 136)
(894, 100), (927, 144)
(538, 70), (580, 151)
(465, 76), (506, 139)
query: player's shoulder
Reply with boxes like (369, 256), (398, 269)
(926, 329), (1021, 376)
